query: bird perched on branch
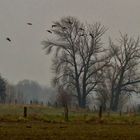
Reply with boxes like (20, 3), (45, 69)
(52, 24), (57, 28)
(67, 20), (73, 25)
(79, 34), (85, 36)
(62, 27), (67, 30)
(79, 28), (84, 31)
(89, 33), (94, 38)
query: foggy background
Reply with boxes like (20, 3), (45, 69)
(0, 0), (140, 87)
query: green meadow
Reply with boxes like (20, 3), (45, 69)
(0, 105), (139, 139)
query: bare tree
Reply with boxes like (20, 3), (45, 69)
(0, 75), (7, 103)
(57, 86), (71, 121)
(96, 34), (140, 111)
(6, 84), (16, 104)
(42, 16), (109, 108)
(95, 85), (110, 111)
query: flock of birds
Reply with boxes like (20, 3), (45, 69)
(46, 23), (86, 36)
(6, 22), (33, 43)
(6, 22), (59, 43)
(46, 20), (75, 34)
(6, 20), (86, 43)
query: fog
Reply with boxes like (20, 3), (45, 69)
(0, 0), (140, 86)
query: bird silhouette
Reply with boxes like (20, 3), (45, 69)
(89, 33), (94, 38)
(6, 37), (11, 42)
(47, 30), (52, 33)
(27, 23), (32, 25)
(67, 20), (72, 24)
(80, 34), (84, 36)
(79, 28), (84, 30)
(62, 26), (67, 30)
(52, 24), (57, 28)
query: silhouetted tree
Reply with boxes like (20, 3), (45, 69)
(42, 16), (109, 108)
(6, 84), (16, 104)
(96, 34), (140, 111)
(0, 75), (6, 103)
(16, 80), (41, 103)
(57, 86), (72, 121)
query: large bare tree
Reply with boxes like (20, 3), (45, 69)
(42, 16), (109, 108)
(96, 34), (140, 111)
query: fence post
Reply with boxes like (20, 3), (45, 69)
(24, 106), (27, 118)
(120, 110), (122, 116)
(127, 106), (129, 114)
(99, 106), (102, 119)
(64, 104), (68, 121)
(107, 110), (110, 117)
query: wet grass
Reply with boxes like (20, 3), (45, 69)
(0, 121), (140, 140)
(0, 104), (140, 139)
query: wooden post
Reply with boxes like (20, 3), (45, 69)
(127, 106), (129, 114)
(133, 105), (136, 116)
(30, 100), (32, 105)
(94, 105), (96, 112)
(107, 110), (110, 117)
(24, 106), (27, 118)
(15, 99), (17, 104)
(64, 104), (68, 121)
(129, 108), (132, 116)
(99, 106), (102, 119)
(120, 110), (122, 116)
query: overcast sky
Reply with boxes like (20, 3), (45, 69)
(0, 0), (140, 86)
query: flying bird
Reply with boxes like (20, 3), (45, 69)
(27, 23), (32, 25)
(47, 30), (52, 33)
(6, 37), (11, 42)
(52, 24), (57, 28)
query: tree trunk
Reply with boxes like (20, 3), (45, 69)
(110, 91), (114, 110)
(81, 95), (86, 108)
(112, 92), (120, 111)
(24, 106), (27, 118)
(112, 74), (124, 111)
(111, 69), (124, 111)
(75, 77), (82, 108)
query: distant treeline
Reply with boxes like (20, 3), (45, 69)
(0, 78), (57, 105)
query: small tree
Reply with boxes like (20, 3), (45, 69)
(6, 84), (16, 104)
(57, 86), (71, 121)
(0, 75), (7, 103)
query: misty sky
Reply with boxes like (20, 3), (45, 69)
(0, 0), (140, 86)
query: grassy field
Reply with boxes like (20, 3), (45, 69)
(0, 104), (140, 139)
(0, 122), (140, 140)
